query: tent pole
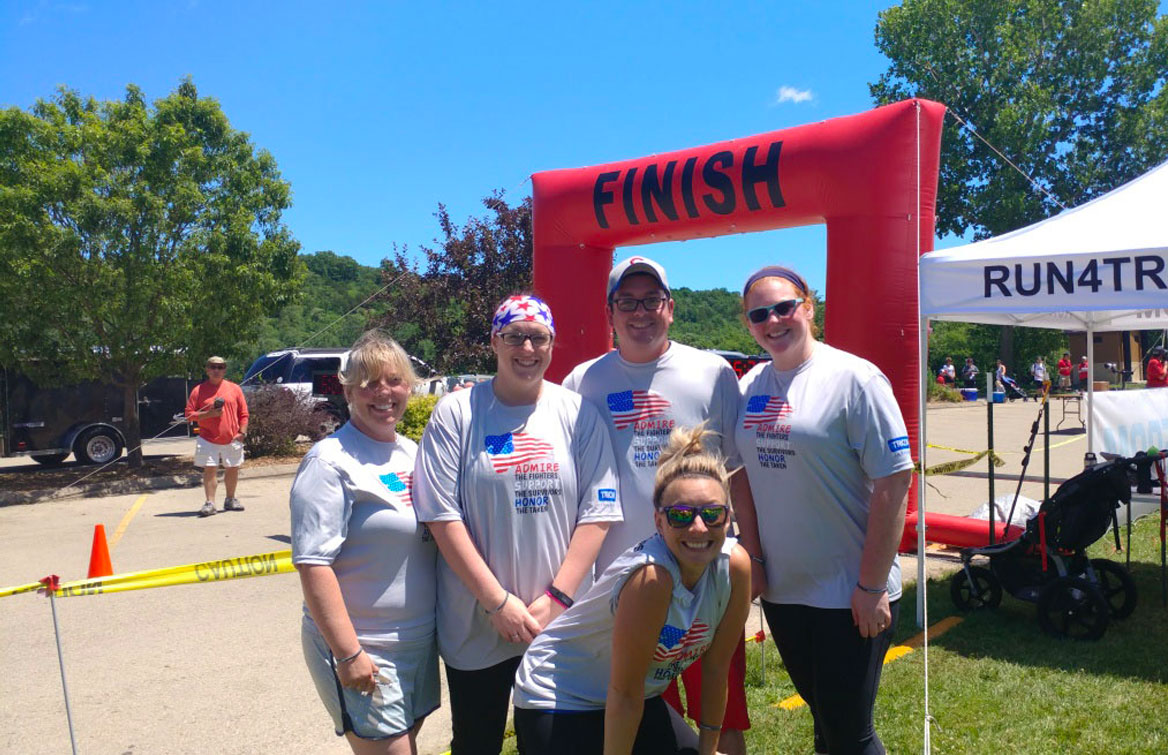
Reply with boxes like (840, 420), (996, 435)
(917, 315), (928, 627)
(1087, 323), (1096, 456)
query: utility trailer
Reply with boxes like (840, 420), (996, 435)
(0, 368), (190, 465)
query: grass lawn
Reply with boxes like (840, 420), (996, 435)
(505, 514), (1168, 754)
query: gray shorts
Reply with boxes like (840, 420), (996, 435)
(301, 624), (440, 740)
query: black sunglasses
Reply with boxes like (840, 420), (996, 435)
(207, 364), (227, 370)
(746, 298), (805, 324)
(612, 296), (668, 312)
(660, 504), (729, 529)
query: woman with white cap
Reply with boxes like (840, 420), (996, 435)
(413, 293), (622, 755)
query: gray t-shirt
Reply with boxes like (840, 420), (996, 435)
(290, 423), (436, 644)
(732, 343), (914, 608)
(412, 380), (623, 671)
(514, 533), (736, 711)
(563, 342), (740, 571)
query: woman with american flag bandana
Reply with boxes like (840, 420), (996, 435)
(413, 293), (622, 755)
(513, 425), (751, 755)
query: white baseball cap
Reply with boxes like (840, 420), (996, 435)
(607, 256), (670, 299)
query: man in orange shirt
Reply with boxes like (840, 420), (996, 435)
(1148, 347), (1168, 389)
(1057, 352), (1073, 391)
(184, 355), (250, 517)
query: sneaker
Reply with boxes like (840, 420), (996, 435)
(224, 498), (245, 512)
(198, 501), (217, 517)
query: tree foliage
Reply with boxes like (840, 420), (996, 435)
(377, 193), (532, 374)
(872, 0), (1168, 240)
(237, 250), (389, 372)
(0, 79), (302, 465)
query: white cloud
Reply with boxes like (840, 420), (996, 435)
(774, 86), (814, 105)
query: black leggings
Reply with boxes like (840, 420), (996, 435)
(762, 600), (899, 755)
(445, 656), (523, 755)
(514, 696), (695, 755)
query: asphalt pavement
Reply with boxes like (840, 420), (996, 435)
(0, 399), (1152, 754)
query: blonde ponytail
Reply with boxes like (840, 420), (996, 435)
(652, 424), (731, 508)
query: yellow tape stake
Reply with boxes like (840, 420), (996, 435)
(0, 549), (297, 599)
(774, 616), (963, 710)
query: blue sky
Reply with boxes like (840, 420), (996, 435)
(4, 1), (928, 295)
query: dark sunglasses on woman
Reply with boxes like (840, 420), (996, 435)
(660, 504), (730, 529)
(746, 297), (805, 324)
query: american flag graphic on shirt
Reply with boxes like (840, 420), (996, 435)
(606, 390), (672, 430)
(652, 621), (712, 662)
(379, 471), (412, 505)
(484, 432), (555, 473)
(742, 394), (792, 428)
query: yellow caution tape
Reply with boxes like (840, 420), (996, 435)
(0, 549), (295, 599)
(915, 449), (1006, 477)
(0, 581), (46, 599)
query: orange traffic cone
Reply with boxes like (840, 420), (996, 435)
(87, 524), (113, 578)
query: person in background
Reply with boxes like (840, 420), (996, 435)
(1057, 352), (1073, 391)
(961, 357), (979, 389)
(1077, 356), (1090, 389)
(562, 255), (748, 754)
(994, 359), (1006, 392)
(291, 331), (438, 755)
(1147, 347), (1167, 388)
(184, 355), (249, 517)
(731, 265), (913, 755)
(513, 425), (751, 755)
(939, 356), (956, 385)
(1030, 356), (1048, 391)
(413, 294), (622, 755)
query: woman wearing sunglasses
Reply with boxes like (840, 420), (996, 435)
(731, 266), (913, 755)
(413, 293), (622, 755)
(513, 425), (751, 755)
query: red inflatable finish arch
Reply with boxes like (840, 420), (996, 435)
(532, 99), (970, 548)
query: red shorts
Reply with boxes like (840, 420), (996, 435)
(662, 634), (750, 731)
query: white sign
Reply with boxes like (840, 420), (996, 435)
(1092, 390), (1168, 456)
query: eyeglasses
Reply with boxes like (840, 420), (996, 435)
(498, 331), (552, 348)
(660, 504), (730, 529)
(207, 365), (226, 370)
(612, 296), (668, 313)
(746, 298), (805, 324)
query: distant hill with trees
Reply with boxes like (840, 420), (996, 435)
(245, 251), (784, 374)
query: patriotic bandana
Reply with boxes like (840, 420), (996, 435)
(491, 295), (556, 337)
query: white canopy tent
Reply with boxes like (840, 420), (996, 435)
(911, 159), (1168, 631)
(919, 158), (1168, 452)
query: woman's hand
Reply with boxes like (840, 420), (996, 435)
(526, 593), (566, 632)
(337, 649), (379, 695)
(850, 587), (892, 639)
(487, 593), (542, 644)
(749, 559), (768, 600)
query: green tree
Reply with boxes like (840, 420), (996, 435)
(0, 80), (302, 466)
(379, 192), (532, 374)
(871, 0), (1168, 365)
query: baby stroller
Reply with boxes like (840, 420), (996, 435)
(949, 454), (1157, 640)
(999, 374), (1030, 401)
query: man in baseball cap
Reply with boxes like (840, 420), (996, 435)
(184, 355), (249, 517)
(565, 254), (748, 753)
